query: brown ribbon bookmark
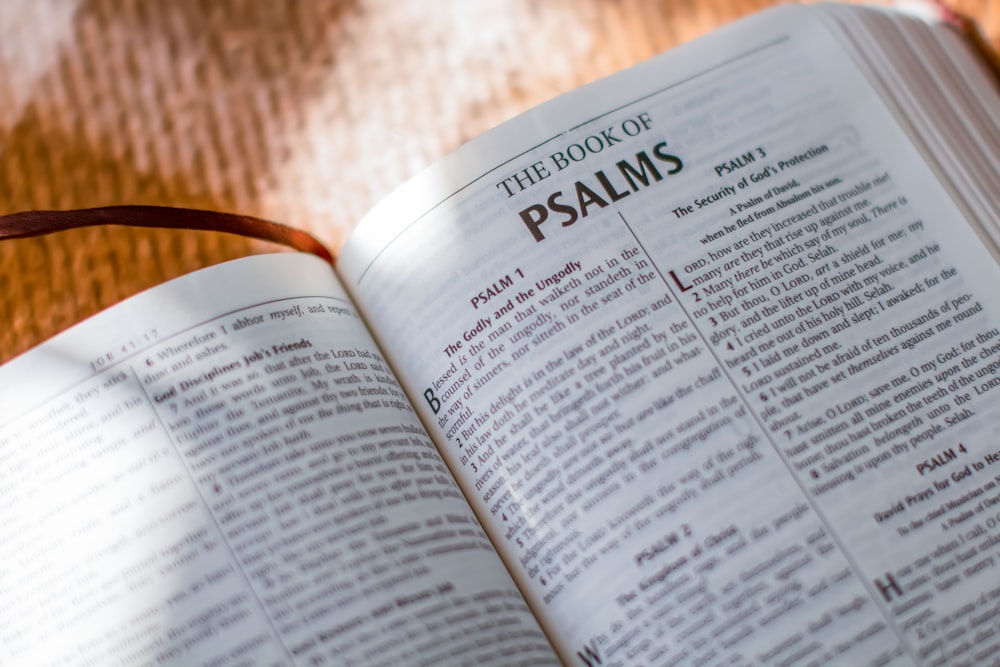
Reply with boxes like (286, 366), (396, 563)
(0, 205), (334, 264)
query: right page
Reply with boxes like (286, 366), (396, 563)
(339, 6), (1000, 665)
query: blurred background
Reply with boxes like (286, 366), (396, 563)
(0, 0), (996, 362)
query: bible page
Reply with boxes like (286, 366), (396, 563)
(339, 6), (1000, 665)
(0, 253), (557, 665)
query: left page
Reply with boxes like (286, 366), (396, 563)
(0, 253), (558, 666)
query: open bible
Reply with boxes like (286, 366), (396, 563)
(3, 4), (1000, 665)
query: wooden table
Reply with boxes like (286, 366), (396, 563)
(0, 0), (996, 362)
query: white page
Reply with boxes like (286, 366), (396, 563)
(340, 6), (1000, 665)
(0, 253), (558, 665)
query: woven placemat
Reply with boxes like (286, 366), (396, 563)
(0, 0), (995, 363)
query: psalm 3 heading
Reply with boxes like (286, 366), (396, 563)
(494, 112), (684, 242)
